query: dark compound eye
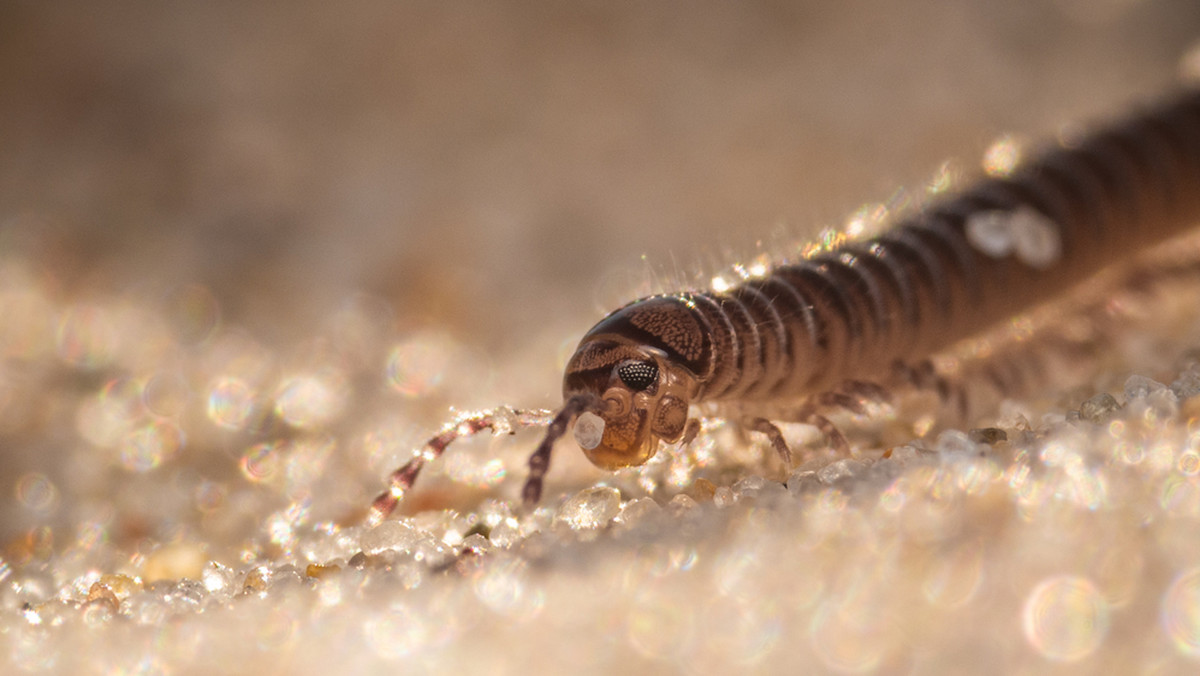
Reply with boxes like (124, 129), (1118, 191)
(617, 360), (658, 391)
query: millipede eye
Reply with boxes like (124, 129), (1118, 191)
(617, 361), (658, 391)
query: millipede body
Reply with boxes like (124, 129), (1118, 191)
(369, 87), (1200, 522)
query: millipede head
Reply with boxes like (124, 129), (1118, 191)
(561, 299), (703, 470)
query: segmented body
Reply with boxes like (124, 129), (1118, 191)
(573, 89), (1200, 403)
(368, 88), (1200, 523)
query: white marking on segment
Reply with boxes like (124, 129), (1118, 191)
(965, 207), (1061, 270)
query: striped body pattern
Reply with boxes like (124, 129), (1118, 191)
(368, 88), (1200, 523)
(559, 88), (1200, 475)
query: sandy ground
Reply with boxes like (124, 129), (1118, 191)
(3, 1), (1200, 674)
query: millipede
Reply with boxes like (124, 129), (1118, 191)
(367, 86), (1200, 525)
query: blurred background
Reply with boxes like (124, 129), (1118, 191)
(4, 0), (1199, 343)
(1, 0), (1199, 537)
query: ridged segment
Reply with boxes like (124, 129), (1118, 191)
(674, 88), (1200, 403)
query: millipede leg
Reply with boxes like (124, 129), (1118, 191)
(805, 412), (851, 455)
(816, 391), (868, 416)
(893, 358), (968, 421)
(678, 418), (702, 448)
(744, 417), (793, 466)
(892, 359), (938, 391)
(366, 407), (554, 525)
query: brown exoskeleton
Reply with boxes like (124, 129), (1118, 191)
(367, 87), (1200, 525)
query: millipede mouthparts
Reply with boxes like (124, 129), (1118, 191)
(368, 87), (1200, 524)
